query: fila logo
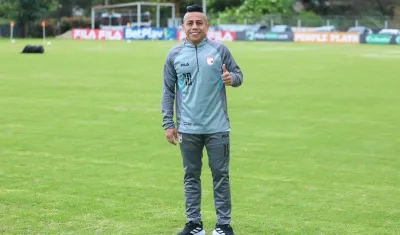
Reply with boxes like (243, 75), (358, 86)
(181, 63), (189, 67)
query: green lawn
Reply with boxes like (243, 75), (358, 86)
(0, 39), (399, 235)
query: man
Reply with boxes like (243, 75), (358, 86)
(161, 4), (243, 235)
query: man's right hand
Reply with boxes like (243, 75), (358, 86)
(165, 128), (178, 145)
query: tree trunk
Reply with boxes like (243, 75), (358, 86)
(175, 0), (180, 17)
(394, 4), (400, 26)
(24, 23), (29, 38)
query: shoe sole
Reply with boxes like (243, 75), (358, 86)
(194, 230), (205, 235)
(213, 230), (231, 235)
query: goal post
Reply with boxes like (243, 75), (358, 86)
(91, 1), (176, 29)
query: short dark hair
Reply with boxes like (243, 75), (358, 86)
(186, 4), (203, 13)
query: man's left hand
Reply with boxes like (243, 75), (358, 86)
(221, 64), (233, 86)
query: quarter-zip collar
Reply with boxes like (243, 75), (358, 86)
(184, 37), (208, 48)
(183, 37), (207, 72)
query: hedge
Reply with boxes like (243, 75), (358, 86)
(27, 16), (98, 37)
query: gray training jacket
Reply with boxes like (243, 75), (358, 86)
(162, 37), (243, 134)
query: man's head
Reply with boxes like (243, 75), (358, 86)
(182, 4), (209, 45)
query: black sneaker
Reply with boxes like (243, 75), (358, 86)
(178, 221), (205, 235)
(212, 224), (234, 235)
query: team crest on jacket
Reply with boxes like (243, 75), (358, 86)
(206, 56), (214, 65)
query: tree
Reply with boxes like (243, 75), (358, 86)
(359, 0), (395, 17)
(85, 0), (243, 17)
(218, 0), (291, 24)
(0, 0), (17, 18)
(301, 0), (396, 17)
(0, 0), (60, 37)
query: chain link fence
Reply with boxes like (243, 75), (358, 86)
(212, 14), (399, 31)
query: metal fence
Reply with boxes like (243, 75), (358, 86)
(1, 13), (399, 38)
(212, 14), (400, 31)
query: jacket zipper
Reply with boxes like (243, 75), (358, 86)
(195, 46), (199, 72)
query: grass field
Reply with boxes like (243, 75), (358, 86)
(0, 38), (399, 235)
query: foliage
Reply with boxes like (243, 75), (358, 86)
(301, 0), (396, 17)
(0, 0), (60, 23)
(59, 16), (93, 33)
(218, 0), (291, 24)
(81, 0), (243, 16)
(296, 11), (324, 27)
(3, 16), (93, 38)
(1, 0), (398, 33)
(0, 0), (17, 18)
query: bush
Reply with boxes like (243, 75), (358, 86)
(29, 18), (57, 38)
(25, 16), (98, 38)
(296, 11), (324, 27)
(59, 16), (95, 33)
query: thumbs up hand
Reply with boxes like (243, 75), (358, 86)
(221, 64), (233, 86)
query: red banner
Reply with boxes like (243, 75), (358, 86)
(177, 30), (236, 42)
(294, 32), (360, 44)
(72, 29), (123, 40)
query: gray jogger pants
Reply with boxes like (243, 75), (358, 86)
(178, 131), (231, 225)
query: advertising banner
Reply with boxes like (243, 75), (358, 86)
(245, 31), (293, 41)
(177, 30), (236, 42)
(236, 31), (246, 41)
(364, 34), (392, 44)
(124, 27), (176, 40)
(207, 31), (236, 41)
(360, 34), (399, 45)
(72, 29), (123, 40)
(396, 36), (400, 44)
(294, 32), (360, 44)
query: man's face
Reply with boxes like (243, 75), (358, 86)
(182, 12), (209, 45)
